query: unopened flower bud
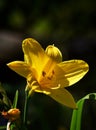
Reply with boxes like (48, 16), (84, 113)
(45, 45), (62, 63)
(2, 108), (20, 121)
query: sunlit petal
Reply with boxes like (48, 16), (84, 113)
(52, 65), (69, 88)
(45, 45), (62, 63)
(7, 61), (32, 78)
(58, 60), (89, 86)
(38, 60), (69, 89)
(22, 38), (49, 70)
(22, 38), (52, 80)
(50, 88), (77, 108)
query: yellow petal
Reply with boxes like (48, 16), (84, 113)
(22, 38), (48, 69)
(45, 45), (62, 63)
(7, 61), (32, 78)
(58, 60), (89, 86)
(22, 38), (51, 79)
(49, 88), (77, 108)
(52, 65), (69, 88)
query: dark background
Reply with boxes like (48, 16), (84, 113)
(0, 0), (96, 130)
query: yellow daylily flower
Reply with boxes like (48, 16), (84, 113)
(7, 38), (89, 108)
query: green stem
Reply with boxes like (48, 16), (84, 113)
(23, 90), (29, 127)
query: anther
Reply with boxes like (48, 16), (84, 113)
(52, 70), (55, 75)
(42, 71), (46, 77)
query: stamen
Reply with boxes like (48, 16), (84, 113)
(47, 70), (55, 80)
(47, 77), (52, 80)
(52, 70), (55, 74)
(42, 70), (55, 80)
(42, 71), (46, 77)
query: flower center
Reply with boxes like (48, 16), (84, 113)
(42, 70), (55, 80)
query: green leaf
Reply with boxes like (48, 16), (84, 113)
(70, 99), (84, 130)
(76, 99), (85, 130)
(70, 93), (96, 130)
(12, 90), (19, 108)
(70, 108), (77, 130)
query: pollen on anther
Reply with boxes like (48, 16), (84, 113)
(42, 71), (46, 77)
(47, 77), (52, 80)
(52, 70), (55, 75)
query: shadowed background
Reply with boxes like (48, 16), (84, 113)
(0, 0), (96, 130)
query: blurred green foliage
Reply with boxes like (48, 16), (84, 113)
(0, 0), (96, 40)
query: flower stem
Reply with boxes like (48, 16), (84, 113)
(23, 89), (29, 127)
(6, 122), (11, 130)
